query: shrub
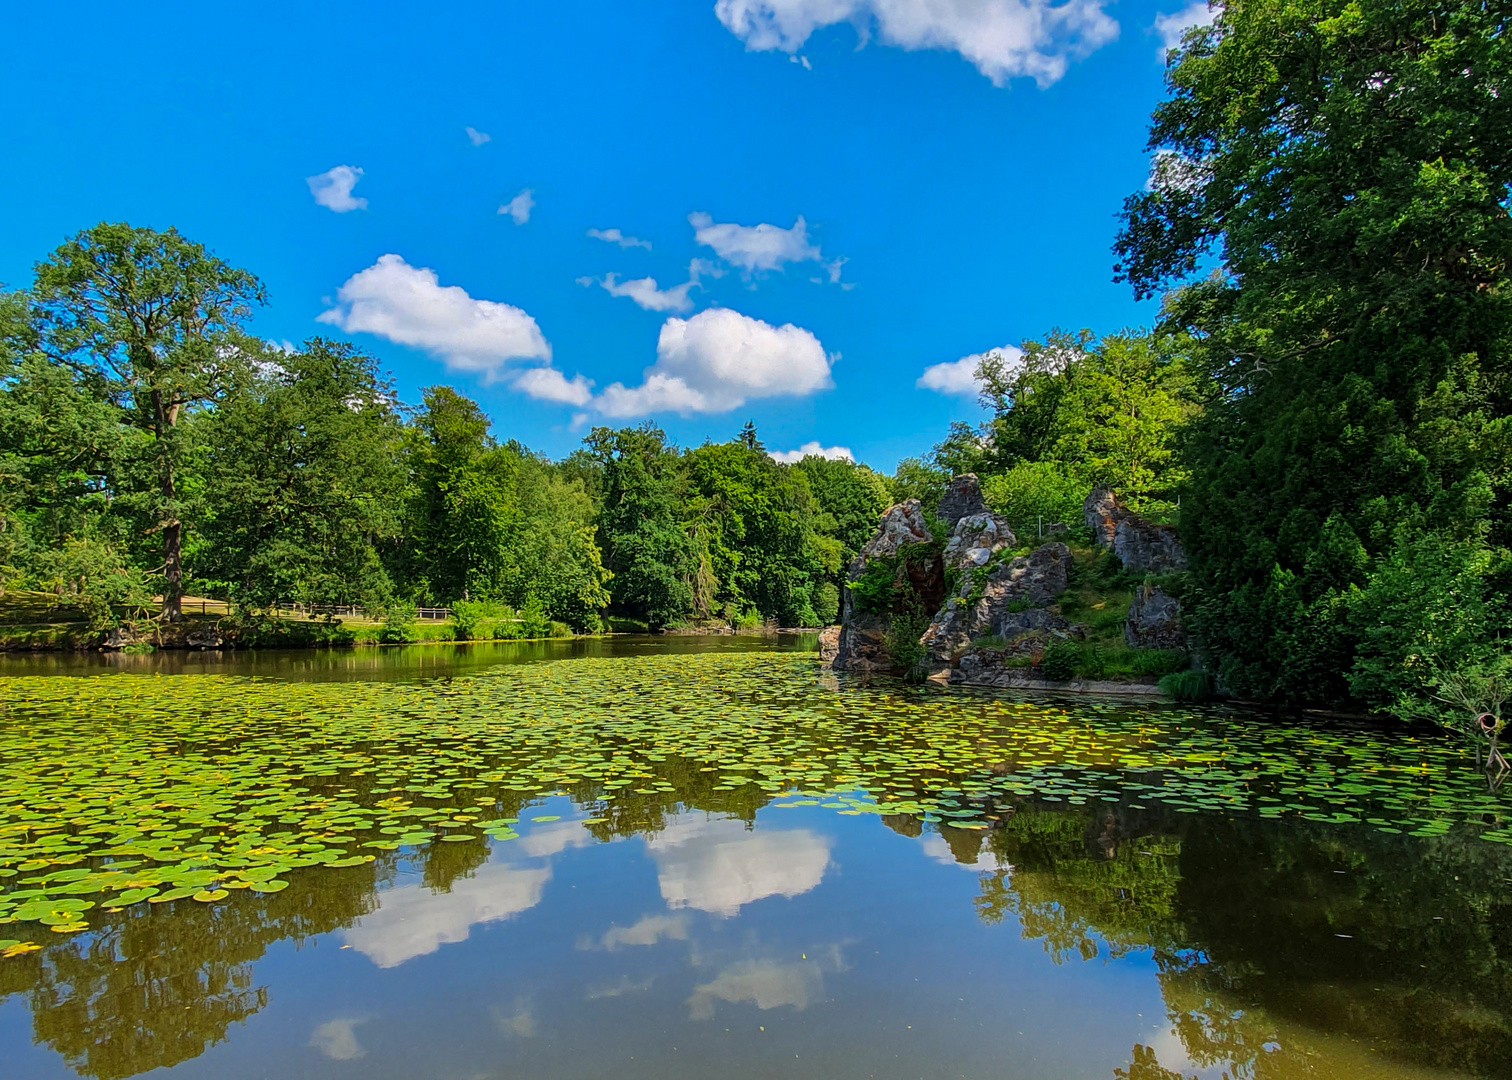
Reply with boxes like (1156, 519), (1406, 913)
(734, 608), (763, 630)
(378, 601), (417, 644)
(1131, 649), (1189, 678)
(886, 605), (933, 684)
(452, 599), (509, 641)
(519, 595), (552, 638)
(1039, 640), (1078, 681)
(1159, 669), (1215, 702)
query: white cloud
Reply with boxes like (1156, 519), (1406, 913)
(512, 366), (595, 406)
(594, 307), (832, 417)
(307, 165), (367, 212)
(917, 344), (1021, 396)
(317, 254), (550, 378)
(310, 1018), (365, 1060)
(1153, 0), (1216, 54)
(689, 212), (839, 279)
(645, 815), (831, 916)
(465, 125), (492, 146)
(589, 227), (653, 250)
(714, 0), (1120, 88)
(500, 188), (535, 224)
(595, 272), (697, 313)
(769, 441), (853, 464)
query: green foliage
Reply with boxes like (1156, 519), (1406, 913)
(30, 223), (267, 620)
(518, 595), (552, 639)
(378, 601), (417, 644)
(889, 458), (950, 517)
(1158, 669), (1216, 702)
(813, 581), (840, 626)
(1039, 641), (1078, 681)
(886, 604), (933, 684)
(981, 462), (1088, 536)
(450, 599), (507, 641)
(194, 339), (408, 611)
(1116, 0), (1512, 708)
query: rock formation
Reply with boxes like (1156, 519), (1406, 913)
(1124, 585), (1185, 650)
(936, 472), (991, 529)
(831, 499), (943, 673)
(923, 541), (1073, 663)
(1082, 487), (1185, 573)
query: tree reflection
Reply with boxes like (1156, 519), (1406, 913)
(0, 865), (385, 1078)
(960, 800), (1512, 1078)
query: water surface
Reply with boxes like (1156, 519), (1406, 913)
(1, 641), (1508, 1080)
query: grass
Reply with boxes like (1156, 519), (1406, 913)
(964, 546), (1193, 683)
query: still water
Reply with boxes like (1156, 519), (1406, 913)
(1, 638), (1509, 1080)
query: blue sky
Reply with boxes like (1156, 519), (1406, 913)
(1, 0), (1209, 470)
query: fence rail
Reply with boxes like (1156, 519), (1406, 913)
(180, 599), (455, 621)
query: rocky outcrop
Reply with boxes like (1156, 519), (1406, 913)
(831, 499), (944, 673)
(1082, 487), (1186, 574)
(818, 625), (840, 663)
(1124, 585), (1185, 650)
(937, 473), (991, 529)
(922, 541), (1073, 662)
(942, 511), (1015, 570)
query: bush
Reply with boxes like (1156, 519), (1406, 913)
(1159, 669), (1215, 702)
(1039, 640), (1078, 681)
(1131, 649), (1189, 678)
(981, 462), (1089, 540)
(886, 605), (933, 683)
(519, 595), (552, 638)
(452, 598), (509, 641)
(378, 601), (417, 644)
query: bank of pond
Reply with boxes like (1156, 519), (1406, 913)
(1, 641), (1509, 1079)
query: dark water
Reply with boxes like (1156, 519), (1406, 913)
(1, 639), (1508, 1080)
(0, 632), (817, 681)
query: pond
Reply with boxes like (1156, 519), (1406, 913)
(2, 638), (1510, 1079)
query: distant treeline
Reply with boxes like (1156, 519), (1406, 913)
(0, 242), (898, 632)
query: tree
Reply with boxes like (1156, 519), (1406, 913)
(1114, 0), (1512, 705)
(586, 424), (696, 629)
(194, 340), (410, 608)
(685, 436), (828, 626)
(31, 224), (265, 620)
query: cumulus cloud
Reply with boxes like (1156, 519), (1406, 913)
(465, 125), (492, 146)
(714, 0), (1120, 88)
(317, 254), (550, 378)
(689, 212), (840, 280)
(499, 188), (535, 224)
(512, 366), (594, 406)
(769, 441), (853, 464)
(1153, 0), (1216, 54)
(589, 227), (653, 250)
(594, 308), (832, 418)
(917, 344), (1021, 396)
(307, 165), (367, 212)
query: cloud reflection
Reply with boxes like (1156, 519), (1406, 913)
(343, 861), (552, 967)
(647, 816), (830, 916)
(310, 1017), (366, 1060)
(688, 959), (823, 1020)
